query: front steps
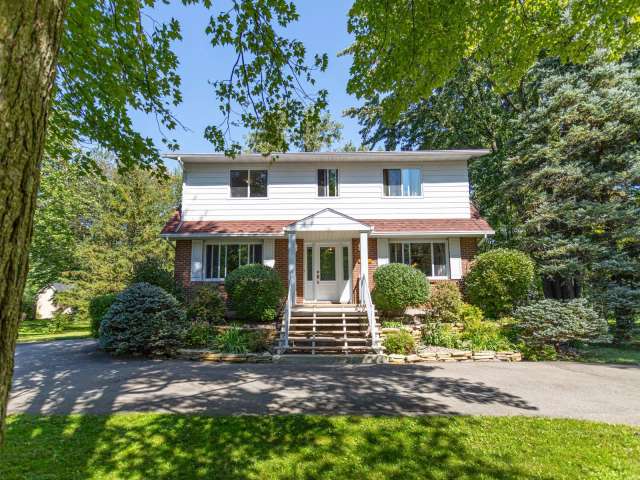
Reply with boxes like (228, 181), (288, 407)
(278, 304), (379, 354)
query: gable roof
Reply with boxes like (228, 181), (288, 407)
(285, 208), (371, 233)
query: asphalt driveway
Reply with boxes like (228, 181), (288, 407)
(8, 340), (640, 425)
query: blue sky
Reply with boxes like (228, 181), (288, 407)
(132, 0), (363, 163)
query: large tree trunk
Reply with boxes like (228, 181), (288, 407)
(0, 0), (66, 444)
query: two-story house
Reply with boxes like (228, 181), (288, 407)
(161, 150), (493, 352)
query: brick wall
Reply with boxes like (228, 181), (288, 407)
(460, 237), (479, 274)
(351, 237), (378, 302)
(273, 238), (304, 302)
(175, 239), (192, 294)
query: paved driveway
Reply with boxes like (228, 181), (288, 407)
(8, 340), (640, 425)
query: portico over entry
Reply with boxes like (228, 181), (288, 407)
(284, 209), (372, 305)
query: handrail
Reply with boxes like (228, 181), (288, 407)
(359, 275), (379, 351)
(280, 285), (292, 351)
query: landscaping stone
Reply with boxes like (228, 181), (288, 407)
(388, 354), (406, 364)
(405, 354), (421, 363)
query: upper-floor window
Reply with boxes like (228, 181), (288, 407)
(204, 243), (263, 280)
(230, 169), (268, 197)
(389, 241), (447, 278)
(318, 169), (338, 197)
(383, 168), (421, 196)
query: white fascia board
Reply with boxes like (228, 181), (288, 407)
(160, 232), (285, 239)
(163, 149), (491, 164)
(370, 230), (494, 238)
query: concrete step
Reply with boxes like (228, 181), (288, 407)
(285, 345), (373, 352)
(288, 336), (369, 343)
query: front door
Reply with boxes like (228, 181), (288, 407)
(304, 242), (351, 302)
(315, 243), (339, 301)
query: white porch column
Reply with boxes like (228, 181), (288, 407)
(360, 231), (368, 285)
(288, 231), (297, 304)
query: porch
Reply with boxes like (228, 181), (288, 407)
(279, 209), (379, 353)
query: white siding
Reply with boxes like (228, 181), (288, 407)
(182, 160), (470, 221)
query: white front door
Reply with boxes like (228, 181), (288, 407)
(304, 242), (352, 303)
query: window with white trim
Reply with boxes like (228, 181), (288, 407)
(204, 243), (263, 280)
(318, 169), (338, 197)
(389, 241), (448, 278)
(230, 169), (268, 197)
(383, 168), (422, 196)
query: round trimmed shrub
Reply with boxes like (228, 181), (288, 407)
(372, 263), (430, 313)
(225, 264), (285, 322)
(464, 248), (534, 318)
(88, 293), (118, 338)
(186, 284), (225, 323)
(425, 282), (463, 323)
(99, 283), (187, 356)
(514, 298), (611, 348)
(383, 329), (416, 355)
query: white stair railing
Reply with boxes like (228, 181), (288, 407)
(280, 282), (293, 352)
(359, 274), (379, 351)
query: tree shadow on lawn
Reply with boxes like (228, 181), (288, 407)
(9, 340), (536, 417)
(2, 414), (550, 480)
(4, 341), (549, 478)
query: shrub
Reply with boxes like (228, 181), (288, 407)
(459, 303), (484, 327)
(425, 282), (462, 323)
(215, 325), (250, 353)
(381, 320), (403, 329)
(130, 256), (178, 297)
(186, 285), (225, 324)
(225, 264), (285, 322)
(383, 329), (416, 355)
(46, 312), (73, 334)
(422, 322), (461, 348)
(88, 293), (118, 338)
(514, 298), (611, 349)
(246, 330), (271, 353)
(464, 248), (535, 318)
(183, 321), (217, 348)
(372, 263), (430, 313)
(99, 283), (188, 356)
(460, 321), (514, 351)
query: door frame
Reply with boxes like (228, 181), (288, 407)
(303, 240), (352, 303)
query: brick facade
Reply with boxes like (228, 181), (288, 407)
(460, 237), (479, 274)
(173, 236), (481, 303)
(351, 237), (377, 303)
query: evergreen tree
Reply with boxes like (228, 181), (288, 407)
(505, 52), (640, 340)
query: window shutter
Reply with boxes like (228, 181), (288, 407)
(377, 238), (389, 266)
(263, 239), (275, 267)
(191, 240), (203, 280)
(449, 237), (462, 280)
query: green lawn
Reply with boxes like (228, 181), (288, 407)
(17, 318), (91, 343)
(575, 342), (640, 365)
(1, 415), (638, 479)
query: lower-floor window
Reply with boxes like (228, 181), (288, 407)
(389, 241), (448, 278)
(204, 243), (263, 280)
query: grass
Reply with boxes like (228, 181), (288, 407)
(575, 342), (640, 365)
(573, 327), (640, 365)
(1, 414), (638, 479)
(17, 318), (91, 343)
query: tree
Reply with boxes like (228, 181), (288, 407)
(26, 154), (95, 296)
(346, 59), (532, 243)
(0, 0), (326, 442)
(245, 108), (343, 153)
(346, 0), (640, 123)
(58, 157), (180, 319)
(504, 52), (640, 340)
